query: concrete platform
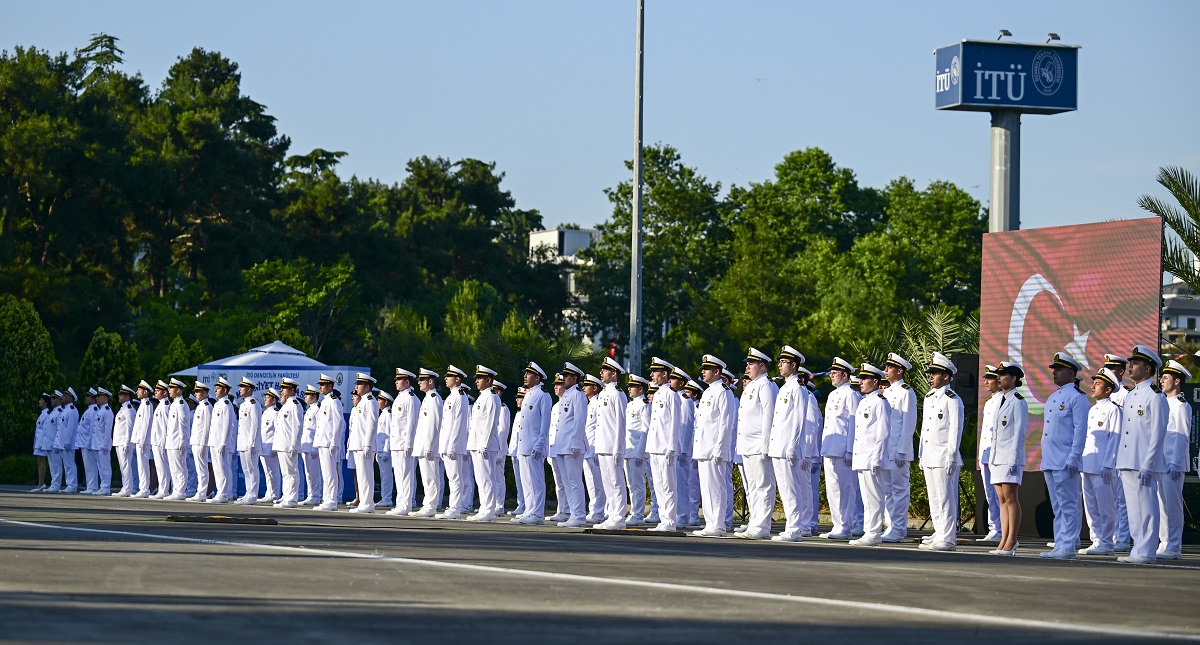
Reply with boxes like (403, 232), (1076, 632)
(1, 486), (1197, 643)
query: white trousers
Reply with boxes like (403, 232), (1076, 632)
(511, 456), (526, 514)
(96, 448), (112, 491)
(885, 461), (911, 537)
(553, 453), (586, 520)
(808, 465), (822, 530)
(583, 456), (604, 518)
(260, 452), (281, 501)
(646, 465), (658, 517)
(48, 449), (65, 489)
(278, 450), (300, 504)
(238, 449), (260, 500)
(191, 446), (210, 497)
(354, 450), (376, 512)
(740, 454), (776, 535)
(1119, 469), (1160, 560)
(390, 451), (416, 513)
(134, 444), (152, 494)
(168, 448), (188, 496)
(549, 458), (566, 515)
(209, 447), (232, 500)
(442, 453), (473, 514)
(1113, 475), (1130, 543)
(318, 447), (338, 504)
(624, 457), (648, 520)
(697, 459), (730, 532)
(824, 456), (857, 534)
(416, 455), (443, 512)
(1081, 471), (1116, 549)
(597, 454), (627, 522)
(857, 468), (888, 540)
(303, 451), (323, 503)
(82, 448), (99, 491)
(923, 465), (959, 545)
(676, 455), (701, 524)
(152, 445), (169, 494)
(471, 451), (499, 516)
(517, 454), (547, 519)
(377, 453), (394, 505)
(115, 444), (134, 494)
(1158, 473), (1185, 554)
(491, 453), (506, 515)
(1044, 468), (1082, 549)
(771, 458), (808, 535)
(649, 454), (679, 528)
(980, 462), (1002, 534)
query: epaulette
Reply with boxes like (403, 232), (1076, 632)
(1112, 401), (1121, 408)
(901, 383), (911, 390)
(365, 393), (375, 400)
(722, 383), (730, 390)
(876, 391), (885, 398)
(1014, 392), (1024, 400)
(1123, 385), (1133, 391)
(1075, 384), (1083, 393)
(1151, 382), (1161, 393)
(248, 397), (257, 405)
(459, 387), (470, 395)
(1178, 395), (1187, 403)
(408, 390), (415, 396)
(273, 403), (282, 411)
(946, 390), (957, 398)
(925, 391), (935, 398)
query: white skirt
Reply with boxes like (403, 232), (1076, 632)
(990, 465), (1023, 485)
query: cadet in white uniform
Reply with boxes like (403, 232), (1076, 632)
(735, 348), (778, 540)
(549, 363), (589, 527)
(579, 375), (605, 522)
(300, 384), (323, 506)
(273, 378), (304, 508)
(820, 358), (859, 539)
(507, 386), (528, 517)
(86, 389), (114, 495)
(647, 357), (682, 532)
(164, 379), (192, 500)
(111, 386), (138, 497)
(491, 381), (511, 517)
(850, 364), (892, 546)
(130, 382), (156, 497)
(918, 352), (964, 552)
(313, 374), (346, 511)
(375, 389), (394, 508)
(624, 374), (652, 526)
(436, 365), (473, 518)
(1157, 359), (1191, 560)
(546, 375), (569, 523)
(975, 365), (1004, 543)
(204, 378), (236, 503)
(1039, 351), (1088, 560)
(77, 390), (98, 494)
(467, 365), (503, 522)
(49, 388), (80, 493)
(513, 362), (552, 525)
(1079, 368), (1122, 555)
(680, 378), (704, 526)
(767, 346), (809, 542)
(387, 369), (419, 516)
(187, 382), (213, 501)
(149, 381), (171, 498)
(31, 394), (52, 492)
(989, 362), (1028, 555)
(592, 357), (629, 530)
(692, 355), (736, 538)
(1116, 345), (1168, 564)
(799, 373), (824, 534)
(409, 369), (444, 517)
(258, 388), (283, 504)
(348, 373), (379, 513)
(1103, 354), (1132, 552)
(881, 353), (917, 542)
(232, 377), (262, 505)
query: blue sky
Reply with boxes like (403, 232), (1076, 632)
(6, 1), (1198, 231)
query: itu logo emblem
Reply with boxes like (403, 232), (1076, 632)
(950, 55), (959, 86)
(1032, 48), (1064, 96)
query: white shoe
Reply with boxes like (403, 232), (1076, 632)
(1113, 541), (1132, 553)
(976, 531), (1002, 543)
(648, 522), (677, 532)
(298, 498), (317, 506)
(234, 497), (255, 505)
(1078, 544), (1114, 556)
(1117, 555), (1156, 564)
(692, 527), (726, 538)
(585, 514), (606, 524)
(518, 516), (544, 525)
(112, 490), (130, 498)
(385, 508), (408, 516)
(376, 501), (393, 509)
(409, 508), (436, 517)
(278, 501), (298, 509)
(1039, 548), (1076, 560)
(736, 524), (748, 532)
(881, 534), (906, 543)
(166, 493), (187, 501)
(435, 510), (464, 520)
(849, 535), (883, 546)
(920, 535), (934, 544)
(150, 492), (166, 499)
(131, 491), (149, 498)
(598, 519), (626, 530)
(472, 514), (498, 523)
(819, 531), (851, 540)
(989, 548), (1017, 556)
(736, 530), (770, 540)
(313, 503), (337, 511)
(558, 518), (587, 528)
(645, 514), (660, 524)
(186, 495), (206, 502)
(771, 532), (803, 543)
(547, 512), (570, 522)
(348, 506), (374, 514)
(1155, 550), (1182, 560)
(30, 485), (45, 492)
(64, 487), (79, 494)
(927, 541), (956, 551)
(625, 516), (646, 527)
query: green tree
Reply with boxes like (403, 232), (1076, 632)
(0, 296), (61, 456)
(78, 326), (141, 389)
(1141, 166), (1200, 290)
(151, 335), (212, 379)
(242, 255), (361, 359)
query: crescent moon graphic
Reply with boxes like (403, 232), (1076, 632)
(1007, 273), (1091, 413)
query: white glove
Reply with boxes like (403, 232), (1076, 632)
(894, 458), (906, 469)
(1169, 464), (1182, 481)
(785, 454), (796, 466)
(1065, 464), (1079, 479)
(712, 456), (723, 465)
(870, 465), (881, 476)
(1101, 467), (1114, 485)
(532, 450), (544, 461)
(1138, 470), (1153, 487)
(571, 447), (582, 457)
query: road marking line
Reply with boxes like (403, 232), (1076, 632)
(2, 518), (1197, 641)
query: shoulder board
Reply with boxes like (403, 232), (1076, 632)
(460, 387), (469, 395)
(1151, 383), (1161, 393)
(876, 391), (885, 398)
(722, 383), (730, 390)
(365, 393), (375, 400)
(1123, 385), (1133, 391)
(248, 397), (257, 404)
(332, 393), (341, 399)
(946, 390), (956, 398)
(1112, 401), (1121, 408)
(924, 391), (935, 398)
(901, 383), (910, 389)
(274, 403), (282, 411)
(1014, 392), (1024, 400)
(1075, 384), (1083, 393)
(1178, 395), (1187, 403)
(408, 390), (415, 396)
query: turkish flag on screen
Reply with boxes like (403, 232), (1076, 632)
(979, 218), (1163, 470)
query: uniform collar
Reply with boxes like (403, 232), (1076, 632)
(1056, 382), (1076, 391)
(930, 385), (948, 395)
(1132, 378), (1154, 391)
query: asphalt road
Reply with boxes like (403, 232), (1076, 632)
(1, 487), (1197, 643)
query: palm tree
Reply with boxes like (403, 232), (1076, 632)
(1141, 166), (1200, 290)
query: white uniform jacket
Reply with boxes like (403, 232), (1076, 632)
(76, 404), (96, 451)
(883, 380), (918, 461)
(131, 398), (155, 447)
(495, 403), (512, 454)
(467, 389), (502, 454)
(189, 399), (212, 448)
(232, 396), (260, 453)
(693, 381), (736, 461)
(113, 401), (136, 448)
(801, 387), (823, 462)
(54, 403), (79, 450)
(679, 396), (697, 459)
(624, 395), (650, 460)
(90, 404), (115, 451)
(582, 395), (599, 459)
(411, 390), (443, 457)
(1040, 382), (1088, 471)
(852, 390), (892, 471)
(918, 386), (964, 469)
(592, 383), (627, 457)
(389, 388), (419, 455)
(737, 373), (778, 457)
(348, 392), (378, 453)
(766, 375), (806, 460)
(507, 403), (524, 458)
(34, 408), (51, 451)
(164, 397), (193, 450)
(313, 393), (343, 451)
(646, 386), (683, 456)
(438, 387), (471, 456)
(273, 398), (303, 453)
(516, 384), (552, 457)
(150, 399), (169, 448)
(1164, 393), (1192, 471)
(1081, 397), (1121, 474)
(977, 391), (1002, 464)
(821, 383), (859, 459)
(548, 386), (588, 455)
(260, 405), (279, 453)
(989, 390), (1028, 469)
(302, 402), (319, 454)
(376, 407), (392, 453)
(1116, 379), (1168, 473)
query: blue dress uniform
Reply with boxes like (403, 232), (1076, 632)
(1116, 346), (1169, 564)
(1040, 352), (1088, 559)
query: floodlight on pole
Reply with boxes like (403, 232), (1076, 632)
(1046, 33), (1060, 43)
(997, 29), (1012, 40)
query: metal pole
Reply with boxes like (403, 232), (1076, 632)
(988, 109), (1021, 232)
(628, 0), (644, 374)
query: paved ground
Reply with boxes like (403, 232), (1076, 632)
(1, 487), (1198, 643)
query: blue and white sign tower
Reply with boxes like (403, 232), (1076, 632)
(935, 35), (1079, 232)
